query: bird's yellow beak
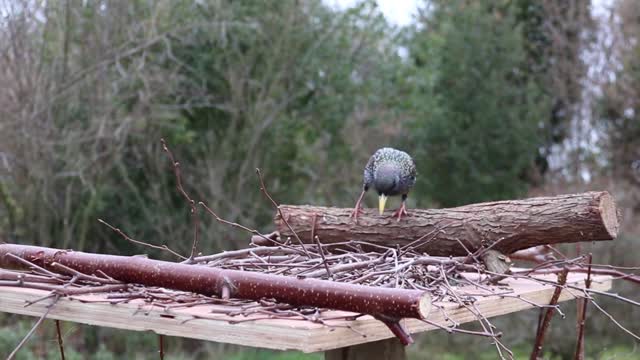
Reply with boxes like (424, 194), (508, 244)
(378, 195), (387, 215)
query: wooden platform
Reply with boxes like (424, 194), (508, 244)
(0, 272), (610, 353)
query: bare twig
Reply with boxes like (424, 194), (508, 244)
(99, 219), (186, 260)
(51, 262), (122, 284)
(573, 254), (592, 360)
(311, 213), (332, 278)
(589, 299), (640, 341)
(524, 266), (640, 285)
(422, 318), (502, 338)
(256, 168), (310, 257)
(7, 295), (60, 360)
(530, 268), (569, 360)
(161, 138), (200, 261)
(377, 315), (413, 345)
(192, 245), (305, 263)
(6, 253), (63, 278)
(158, 334), (165, 360)
(197, 202), (303, 255)
(55, 320), (66, 360)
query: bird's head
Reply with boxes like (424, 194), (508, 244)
(374, 163), (400, 214)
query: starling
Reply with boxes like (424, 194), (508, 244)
(351, 147), (417, 222)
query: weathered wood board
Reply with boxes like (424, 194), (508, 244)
(0, 272), (610, 353)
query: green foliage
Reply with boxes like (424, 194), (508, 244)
(163, 0), (392, 215)
(0, 0), (402, 256)
(407, 0), (550, 206)
(226, 349), (321, 360)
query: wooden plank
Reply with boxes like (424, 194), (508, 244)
(0, 272), (610, 353)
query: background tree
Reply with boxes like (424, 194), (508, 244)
(515, 0), (594, 178)
(0, 0), (404, 256)
(406, 0), (550, 207)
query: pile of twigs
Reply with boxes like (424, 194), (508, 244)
(3, 236), (639, 360)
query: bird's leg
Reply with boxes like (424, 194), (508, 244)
(350, 186), (368, 222)
(392, 194), (409, 221)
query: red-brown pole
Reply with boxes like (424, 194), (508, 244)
(0, 244), (431, 320)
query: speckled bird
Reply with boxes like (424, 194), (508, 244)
(351, 147), (417, 222)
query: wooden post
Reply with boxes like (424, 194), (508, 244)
(325, 338), (406, 360)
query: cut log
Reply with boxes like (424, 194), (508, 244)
(272, 191), (619, 256)
(0, 244), (431, 320)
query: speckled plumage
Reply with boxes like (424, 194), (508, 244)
(363, 147), (416, 196)
(351, 147), (417, 221)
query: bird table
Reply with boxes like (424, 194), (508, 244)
(0, 272), (610, 360)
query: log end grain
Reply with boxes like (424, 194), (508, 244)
(417, 293), (432, 319)
(599, 191), (620, 239)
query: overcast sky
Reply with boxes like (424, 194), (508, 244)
(326, 0), (420, 26)
(330, 0), (611, 28)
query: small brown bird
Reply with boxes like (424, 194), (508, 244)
(351, 147), (417, 222)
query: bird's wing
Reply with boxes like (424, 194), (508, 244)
(363, 154), (375, 188)
(407, 156), (417, 188)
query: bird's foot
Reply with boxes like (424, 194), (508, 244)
(392, 204), (409, 222)
(350, 190), (367, 224)
(350, 206), (364, 223)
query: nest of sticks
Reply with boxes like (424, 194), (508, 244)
(1, 236), (638, 360)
